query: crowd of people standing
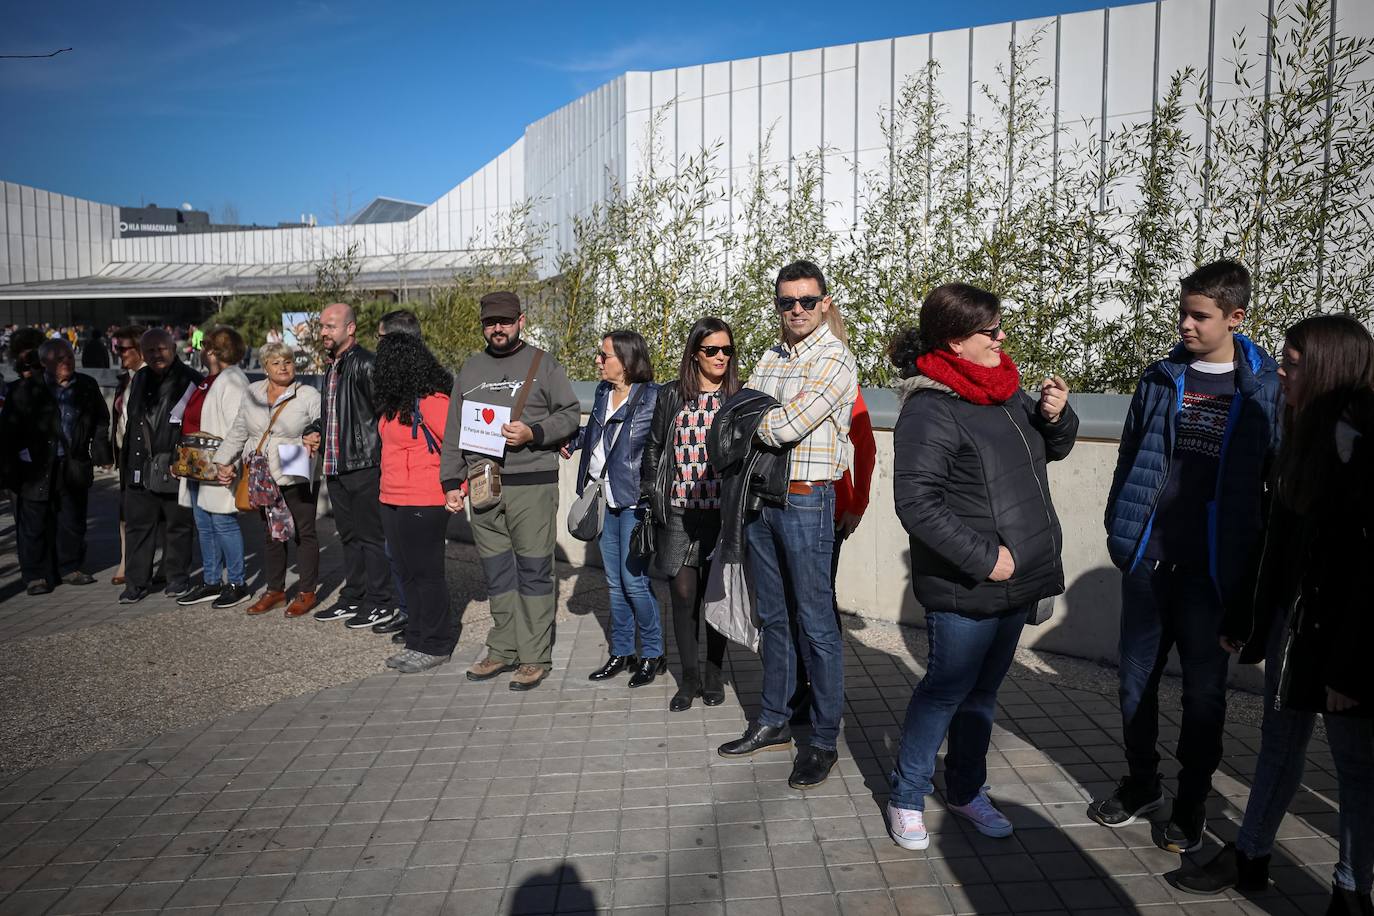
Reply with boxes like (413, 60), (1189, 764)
(0, 256), (1369, 911)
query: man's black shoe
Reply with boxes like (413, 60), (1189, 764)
(314, 603), (358, 622)
(373, 613), (408, 635)
(718, 723), (792, 758)
(702, 670), (725, 706)
(177, 583), (222, 606)
(346, 607), (397, 630)
(211, 583), (252, 609)
(1327, 884), (1374, 916)
(391, 630), (406, 645)
(1087, 775), (1165, 827)
(26, 580), (53, 596)
(670, 681), (701, 712)
(118, 586), (149, 605)
(61, 571), (96, 586)
(627, 656), (667, 688)
(788, 745), (838, 789)
(588, 654), (636, 681)
(1170, 843), (1270, 895)
(164, 580), (193, 598)
(1160, 800), (1206, 854)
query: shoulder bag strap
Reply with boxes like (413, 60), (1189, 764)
(254, 396), (291, 456)
(509, 350), (543, 423)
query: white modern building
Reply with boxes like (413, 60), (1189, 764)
(1, 0), (1367, 326)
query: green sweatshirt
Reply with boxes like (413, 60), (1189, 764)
(438, 342), (581, 491)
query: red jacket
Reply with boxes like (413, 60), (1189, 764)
(835, 388), (875, 520)
(379, 393), (450, 507)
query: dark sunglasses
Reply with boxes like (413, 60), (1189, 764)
(775, 295), (823, 311)
(698, 345), (735, 357)
(973, 325), (1003, 338)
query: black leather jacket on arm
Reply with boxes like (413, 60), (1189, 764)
(640, 383), (683, 522)
(322, 345), (380, 473)
(707, 388), (792, 564)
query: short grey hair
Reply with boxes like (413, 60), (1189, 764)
(258, 341), (295, 366)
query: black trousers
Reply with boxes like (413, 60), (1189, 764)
(125, 486), (194, 589)
(262, 483), (320, 593)
(382, 503), (456, 656)
(329, 467), (394, 608)
(14, 463), (90, 584)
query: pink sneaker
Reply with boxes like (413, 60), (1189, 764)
(886, 803), (930, 850)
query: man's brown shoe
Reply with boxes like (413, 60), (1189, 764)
(285, 591), (318, 617)
(466, 656), (518, 681)
(247, 591), (287, 615)
(509, 664), (549, 691)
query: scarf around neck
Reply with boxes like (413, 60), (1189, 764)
(914, 348), (1021, 405)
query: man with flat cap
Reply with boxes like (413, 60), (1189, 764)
(439, 291), (580, 691)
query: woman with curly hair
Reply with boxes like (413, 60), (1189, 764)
(373, 332), (456, 674)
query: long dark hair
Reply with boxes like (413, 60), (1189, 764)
(373, 333), (453, 425)
(1277, 314), (1374, 513)
(677, 317), (741, 401)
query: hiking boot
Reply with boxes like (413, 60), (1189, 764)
(1087, 775), (1165, 827)
(1160, 800), (1207, 854)
(1171, 843), (1270, 895)
(948, 786), (1014, 838)
(386, 650), (422, 670)
(886, 804), (930, 851)
(509, 664), (549, 691)
(395, 652), (451, 674)
(466, 656), (518, 681)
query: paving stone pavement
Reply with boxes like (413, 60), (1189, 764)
(0, 483), (1349, 915)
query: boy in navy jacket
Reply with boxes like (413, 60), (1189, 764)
(1089, 260), (1282, 853)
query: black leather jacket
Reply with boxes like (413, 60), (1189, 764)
(640, 383), (683, 522)
(707, 388), (792, 563)
(568, 381), (658, 507)
(322, 345), (381, 473)
(1, 372), (111, 499)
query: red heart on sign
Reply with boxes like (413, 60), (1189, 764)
(481, 408), (496, 424)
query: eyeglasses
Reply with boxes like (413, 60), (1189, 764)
(775, 295), (823, 312)
(698, 345), (735, 357)
(594, 351), (617, 363)
(482, 317), (517, 328)
(974, 325), (1004, 339)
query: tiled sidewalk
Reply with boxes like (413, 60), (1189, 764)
(0, 491), (1348, 915)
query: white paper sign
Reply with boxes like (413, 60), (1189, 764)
(458, 400), (510, 457)
(278, 444), (312, 478)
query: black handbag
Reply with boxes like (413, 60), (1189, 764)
(630, 506), (656, 560)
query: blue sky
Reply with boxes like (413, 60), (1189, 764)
(1, 0), (1144, 226)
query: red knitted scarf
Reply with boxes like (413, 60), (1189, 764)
(915, 348), (1021, 405)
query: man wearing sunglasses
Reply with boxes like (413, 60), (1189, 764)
(717, 259), (858, 790)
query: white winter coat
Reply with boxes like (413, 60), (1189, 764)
(178, 365), (250, 515)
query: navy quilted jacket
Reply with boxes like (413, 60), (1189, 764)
(1104, 334), (1282, 613)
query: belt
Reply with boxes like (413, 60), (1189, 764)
(787, 480), (833, 495)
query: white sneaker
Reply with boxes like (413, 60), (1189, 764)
(947, 787), (1013, 838)
(886, 803), (930, 850)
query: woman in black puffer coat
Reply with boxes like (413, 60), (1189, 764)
(884, 283), (1078, 853)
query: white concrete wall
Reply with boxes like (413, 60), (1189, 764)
(0, 182), (119, 285)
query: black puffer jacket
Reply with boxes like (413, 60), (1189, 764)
(893, 375), (1079, 618)
(706, 388), (791, 563)
(322, 345), (380, 473)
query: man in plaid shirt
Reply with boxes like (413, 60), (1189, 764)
(717, 259), (857, 790)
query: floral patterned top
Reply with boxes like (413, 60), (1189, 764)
(671, 391), (722, 509)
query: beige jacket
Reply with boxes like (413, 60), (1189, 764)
(214, 380), (321, 486)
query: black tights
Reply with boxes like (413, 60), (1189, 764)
(671, 563), (727, 685)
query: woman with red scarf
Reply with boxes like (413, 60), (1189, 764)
(883, 283), (1079, 853)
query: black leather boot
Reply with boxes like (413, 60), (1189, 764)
(628, 656), (667, 688)
(588, 654), (635, 681)
(1172, 843), (1270, 895)
(788, 745), (839, 789)
(702, 666), (725, 706)
(718, 723), (792, 757)
(670, 673), (701, 712)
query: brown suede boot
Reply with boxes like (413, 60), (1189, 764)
(509, 664), (550, 691)
(247, 591), (287, 615)
(466, 656), (518, 681)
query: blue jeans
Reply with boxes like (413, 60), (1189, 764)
(1118, 563), (1230, 805)
(889, 609), (1026, 810)
(600, 504), (663, 657)
(745, 483), (844, 751)
(1238, 610), (1374, 893)
(189, 482), (245, 586)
